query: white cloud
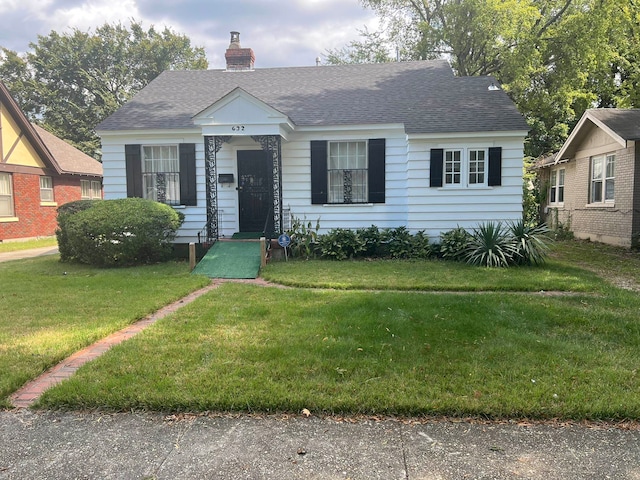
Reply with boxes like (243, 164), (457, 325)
(0, 0), (379, 67)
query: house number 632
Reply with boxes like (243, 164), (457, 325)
(231, 125), (245, 131)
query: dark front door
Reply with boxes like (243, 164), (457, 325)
(237, 150), (271, 232)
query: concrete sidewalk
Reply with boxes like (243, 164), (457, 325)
(1, 410), (638, 479)
(0, 246), (59, 263)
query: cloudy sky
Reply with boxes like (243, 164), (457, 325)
(0, 0), (380, 68)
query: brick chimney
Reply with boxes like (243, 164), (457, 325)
(225, 31), (255, 71)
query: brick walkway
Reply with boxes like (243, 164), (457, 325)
(10, 281), (228, 409)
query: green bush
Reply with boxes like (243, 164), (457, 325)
(382, 226), (413, 259)
(56, 200), (96, 262)
(318, 228), (366, 260)
(315, 226), (434, 260)
(410, 230), (434, 259)
(380, 226), (433, 259)
(439, 227), (471, 261)
(57, 198), (184, 267)
(356, 225), (383, 257)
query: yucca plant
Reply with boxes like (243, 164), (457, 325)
(464, 221), (514, 268)
(507, 220), (552, 265)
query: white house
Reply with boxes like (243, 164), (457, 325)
(97, 32), (528, 246)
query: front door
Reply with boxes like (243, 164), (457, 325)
(237, 150), (271, 233)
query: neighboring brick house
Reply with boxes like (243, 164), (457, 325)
(537, 109), (640, 247)
(0, 82), (103, 241)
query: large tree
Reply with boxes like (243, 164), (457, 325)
(327, 0), (640, 158)
(0, 21), (208, 156)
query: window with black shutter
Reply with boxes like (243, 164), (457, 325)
(311, 139), (385, 204)
(125, 143), (197, 206)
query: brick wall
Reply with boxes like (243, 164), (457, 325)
(633, 145), (640, 246)
(542, 146), (636, 247)
(0, 172), (100, 241)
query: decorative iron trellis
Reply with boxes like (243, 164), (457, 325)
(251, 135), (283, 237)
(343, 170), (353, 204)
(204, 136), (230, 243)
(156, 173), (167, 204)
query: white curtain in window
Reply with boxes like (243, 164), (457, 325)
(0, 173), (13, 216)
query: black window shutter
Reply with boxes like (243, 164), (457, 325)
(125, 144), (142, 198)
(368, 138), (385, 203)
(310, 140), (327, 204)
(179, 143), (197, 206)
(430, 149), (444, 187)
(488, 147), (502, 186)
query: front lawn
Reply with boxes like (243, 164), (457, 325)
(34, 240), (640, 420)
(260, 256), (605, 292)
(0, 256), (209, 409)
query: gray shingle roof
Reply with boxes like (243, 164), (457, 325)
(33, 125), (103, 177)
(588, 108), (640, 140)
(98, 60), (528, 134)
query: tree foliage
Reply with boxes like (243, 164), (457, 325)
(327, 0), (640, 158)
(0, 21), (208, 157)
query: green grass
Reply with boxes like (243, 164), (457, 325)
(261, 257), (606, 292)
(0, 256), (210, 408)
(37, 283), (640, 419)
(31, 240), (640, 420)
(0, 237), (57, 253)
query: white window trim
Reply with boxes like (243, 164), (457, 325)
(441, 147), (489, 189)
(81, 179), (102, 200)
(0, 172), (15, 218)
(589, 153), (615, 205)
(39, 176), (55, 204)
(327, 140), (369, 204)
(142, 144), (181, 205)
(548, 167), (565, 206)
(90, 180), (102, 200)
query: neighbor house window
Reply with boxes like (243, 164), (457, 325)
(142, 145), (180, 205)
(91, 181), (102, 199)
(40, 176), (54, 202)
(590, 154), (615, 203)
(81, 180), (101, 199)
(328, 141), (368, 203)
(549, 168), (565, 204)
(0, 173), (14, 217)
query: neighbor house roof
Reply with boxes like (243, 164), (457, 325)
(587, 109), (640, 141)
(97, 60), (528, 135)
(556, 108), (640, 162)
(0, 81), (102, 177)
(32, 124), (103, 177)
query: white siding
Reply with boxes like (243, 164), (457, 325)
(280, 127), (409, 234)
(100, 132), (208, 244)
(406, 135), (525, 239)
(100, 128), (526, 243)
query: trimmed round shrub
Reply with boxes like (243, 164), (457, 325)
(56, 200), (97, 262)
(57, 198), (184, 267)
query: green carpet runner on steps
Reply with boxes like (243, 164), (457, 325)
(192, 241), (262, 279)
